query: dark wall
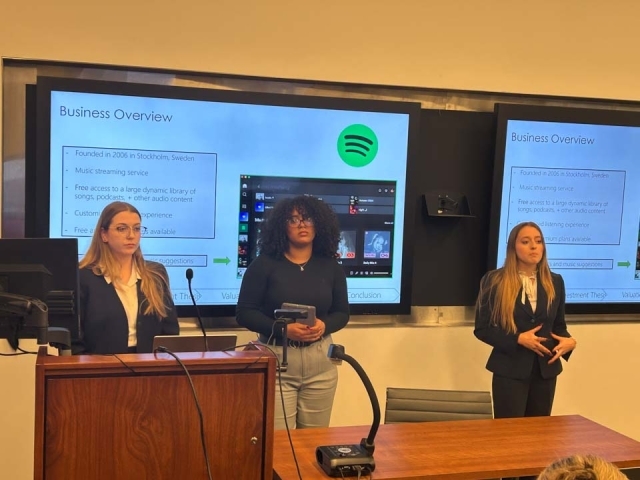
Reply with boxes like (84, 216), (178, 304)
(411, 110), (496, 306)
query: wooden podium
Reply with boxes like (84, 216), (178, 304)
(34, 347), (275, 479)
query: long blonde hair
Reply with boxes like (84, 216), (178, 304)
(79, 201), (170, 318)
(537, 454), (628, 480)
(478, 221), (555, 334)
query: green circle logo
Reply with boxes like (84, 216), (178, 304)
(337, 124), (378, 167)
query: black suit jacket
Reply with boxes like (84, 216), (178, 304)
(76, 262), (179, 354)
(474, 269), (572, 380)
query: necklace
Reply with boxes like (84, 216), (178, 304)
(285, 253), (311, 271)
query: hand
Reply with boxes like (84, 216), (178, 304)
(285, 319), (325, 343)
(547, 333), (577, 364)
(306, 318), (325, 342)
(517, 325), (552, 357)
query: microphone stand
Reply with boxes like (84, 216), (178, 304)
(273, 308), (308, 372)
(274, 318), (294, 372)
(186, 269), (207, 352)
(316, 344), (380, 477)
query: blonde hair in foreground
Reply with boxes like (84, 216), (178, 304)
(476, 221), (555, 334)
(537, 454), (629, 480)
(79, 201), (170, 318)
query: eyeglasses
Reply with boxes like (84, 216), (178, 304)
(111, 225), (147, 236)
(287, 216), (314, 226)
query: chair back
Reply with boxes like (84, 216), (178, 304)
(384, 387), (493, 424)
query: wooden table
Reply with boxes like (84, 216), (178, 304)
(273, 415), (640, 479)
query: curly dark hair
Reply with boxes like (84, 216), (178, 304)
(258, 195), (341, 258)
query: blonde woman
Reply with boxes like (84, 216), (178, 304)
(76, 202), (178, 354)
(538, 454), (628, 480)
(474, 221), (576, 418)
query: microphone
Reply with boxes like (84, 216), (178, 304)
(185, 268), (208, 351)
(315, 344), (380, 477)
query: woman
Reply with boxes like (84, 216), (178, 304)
(474, 221), (577, 418)
(236, 195), (349, 429)
(76, 201), (179, 354)
(538, 455), (629, 480)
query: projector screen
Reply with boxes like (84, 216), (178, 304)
(490, 103), (640, 314)
(29, 77), (421, 318)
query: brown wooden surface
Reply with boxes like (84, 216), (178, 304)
(34, 350), (275, 480)
(273, 415), (640, 480)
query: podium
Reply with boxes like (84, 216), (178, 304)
(33, 347), (275, 479)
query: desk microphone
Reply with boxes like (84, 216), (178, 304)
(185, 268), (208, 351)
(315, 344), (379, 477)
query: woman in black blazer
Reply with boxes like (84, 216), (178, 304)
(475, 221), (577, 418)
(76, 201), (178, 354)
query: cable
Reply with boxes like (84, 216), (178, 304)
(17, 346), (38, 354)
(223, 341), (303, 480)
(277, 357), (303, 480)
(107, 354), (138, 374)
(87, 353), (139, 374)
(154, 346), (213, 480)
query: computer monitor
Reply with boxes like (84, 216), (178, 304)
(0, 238), (80, 341)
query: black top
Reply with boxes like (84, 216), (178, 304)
(76, 262), (179, 354)
(236, 254), (349, 339)
(474, 268), (572, 380)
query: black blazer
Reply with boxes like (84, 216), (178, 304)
(474, 269), (572, 380)
(76, 262), (179, 354)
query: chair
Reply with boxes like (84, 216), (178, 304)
(384, 387), (493, 424)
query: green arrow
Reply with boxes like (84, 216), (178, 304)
(617, 261), (630, 268)
(213, 257), (231, 265)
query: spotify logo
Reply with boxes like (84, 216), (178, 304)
(337, 124), (378, 167)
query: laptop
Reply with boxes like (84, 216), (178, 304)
(152, 334), (237, 353)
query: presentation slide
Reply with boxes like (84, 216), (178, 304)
(496, 119), (640, 303)
(48, 90), (412, 308)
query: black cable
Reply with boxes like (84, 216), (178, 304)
(275, 352), (303, 480)
(223, 340), (303, 480)
(154, 346), (213, 480)
(17, 346), (38, 355)
(0, 351), (31, 356)
(87, 353), (139, 374)
(221, 342), (267, 374)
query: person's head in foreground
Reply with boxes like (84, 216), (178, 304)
(538, 454), (628, 480)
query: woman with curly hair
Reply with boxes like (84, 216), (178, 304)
(76, 201), (178, 354)
(237, 195), (349, 429)
(474, 221), (576, 419)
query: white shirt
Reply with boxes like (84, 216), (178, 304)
(105, 265), (141, 347)
(518, 271), (538, 313)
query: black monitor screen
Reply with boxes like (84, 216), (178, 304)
(237, 176), (397, 283)
(29, 77), (421, 317)
(0, 238), (80, 338)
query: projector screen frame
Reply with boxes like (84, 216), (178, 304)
(489, 102), (640, 315)
(29, 76), (422, 319)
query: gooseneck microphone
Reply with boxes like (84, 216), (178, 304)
(185, 268), (208, 352)
(315, 344), (380, 477)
